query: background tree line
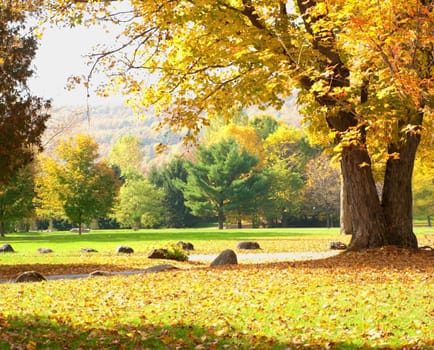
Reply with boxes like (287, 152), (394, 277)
(2, 112), (433, 234)
(0, 113), (337, 232)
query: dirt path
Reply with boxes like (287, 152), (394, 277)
(189, 251), (340, 262)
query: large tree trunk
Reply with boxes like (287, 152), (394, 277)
(341, 145), (388, 250)
(381, 128), (420, 248)
(340, 177), (353, 235)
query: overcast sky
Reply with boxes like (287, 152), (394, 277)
(29, 23), (126, 107)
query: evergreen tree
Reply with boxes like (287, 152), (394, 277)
(149, 158), (197, 228)
(180, 139), (260, 229)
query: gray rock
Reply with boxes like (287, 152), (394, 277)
(329, 241), (347, 250)
(144, 264), (179, 273)
(37, 248), (53, 254)
(80, 248), (98, 253)
(148, 248), (169, 259)
(177, 241), (194, 250)
(210, 249), (238, 267)
(236, 241), (261, 250)
(116, 246), (134, 254)
(0, 243), (14, 253)
(15, 271), (47, 283)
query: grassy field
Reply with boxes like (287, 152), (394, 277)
(1, 228), (433, 349)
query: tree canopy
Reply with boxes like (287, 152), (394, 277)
(0, 3), (50, 185)
(37, 134), (120, 233)
(180, 138), (261, 229)
(29, 0), (434, 249)
(0, 164), (36, 236)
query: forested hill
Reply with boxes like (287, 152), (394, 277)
(44, 97), (301, 166)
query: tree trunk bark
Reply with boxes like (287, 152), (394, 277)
(381, 130), (420, 248)
(340, 177), (353, 235)
(341, 145), (387, 250)
(217, 206), (224, 230)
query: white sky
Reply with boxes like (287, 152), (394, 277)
(29, 24), (126, 107)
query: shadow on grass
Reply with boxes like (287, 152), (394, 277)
(0, 314), (422, 350)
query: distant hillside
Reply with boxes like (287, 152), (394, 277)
(44, 98), (302, 168)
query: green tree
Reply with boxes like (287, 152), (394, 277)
(0, 164), (36, 236)
(0, 4), (50, 185)
(149, 158), (196, 228)
(180, 138), (260, 229)
(45, 134), (120, 234)
(113, 175), (164, 229)
(249, 114), (281, 140)
(263, 125), (319, 226)
(225, 170), (271, 228)
(46, 0), (434, 249)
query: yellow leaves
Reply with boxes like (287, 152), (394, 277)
(358, 161), (370, 168)
(26, 341), (37, 350)
(0, 245), (433, 348)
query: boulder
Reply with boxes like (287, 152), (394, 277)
(210, 249), (238, 267)
(148, 248), (169, 259)
(116, 246), (134, 254)
(144, 264), (179, 273)
(15, 271), (47, 283)
(0, 243), (14, 253)
(88, 270), (113, 277)
(80, 248), (98, 253)
(177, 241), (194, 250)
(37, 248), (53, 254)
(329, 241), (347, 250)
(236, 241), (261, 250)
(70, 228), (90, 233)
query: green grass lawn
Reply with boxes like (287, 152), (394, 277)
(0, 227), (346, 264)
(1, 227), (432, 265)
(0, 228), (433, 349)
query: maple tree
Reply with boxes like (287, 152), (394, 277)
(0, 3), (50, 185)
(37, 134), (120, 234)
(38, 0), (434, 249)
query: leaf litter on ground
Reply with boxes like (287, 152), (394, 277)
(0, 246), (433, 349)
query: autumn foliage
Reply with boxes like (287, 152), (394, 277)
(0, 245), (432, 349)
(0, 4), (50, 185)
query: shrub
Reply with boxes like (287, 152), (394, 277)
(166, 245), (189, 261)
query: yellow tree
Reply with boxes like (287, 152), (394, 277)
(37, 134), (120, 234)
(413, 158), (434, 226)
(40, 0), (434, 249)
(207, 123), (265, 166)
(34, 155), (64, 230)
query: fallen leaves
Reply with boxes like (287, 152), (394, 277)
(0, 247), (432, 349)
